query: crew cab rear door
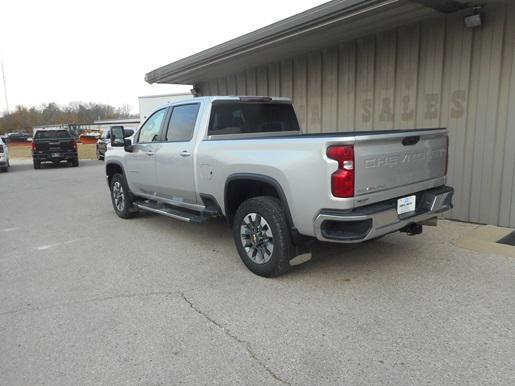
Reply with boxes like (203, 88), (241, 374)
(125, 108), (167, 195)
(154, 102), (201, 205)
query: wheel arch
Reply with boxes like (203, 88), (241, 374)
(105, 161), (125, 185)
(224, 173), (296, 233)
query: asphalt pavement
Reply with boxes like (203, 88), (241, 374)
(1, 159), (514, 385)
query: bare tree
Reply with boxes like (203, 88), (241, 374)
(0, 102), (137, 134)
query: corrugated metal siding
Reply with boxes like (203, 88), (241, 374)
(198, 1), (515, 227)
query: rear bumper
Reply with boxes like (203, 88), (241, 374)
(314, 185), (454, 243)
(33, 152), (77, 162)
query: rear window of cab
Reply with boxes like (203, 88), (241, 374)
(208, 102), (300, 136)
(35, 130), (71, 139)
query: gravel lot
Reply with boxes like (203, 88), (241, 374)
(1, 160), (514, 385)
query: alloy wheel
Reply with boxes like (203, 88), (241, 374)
(112, 181), (125, 212)
(240, 213), (274, 264)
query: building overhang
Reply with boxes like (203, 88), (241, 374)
(145, 0), (482, 85)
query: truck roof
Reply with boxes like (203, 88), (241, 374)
(34, 127), (70, 132)
(154, 96), (293, 111)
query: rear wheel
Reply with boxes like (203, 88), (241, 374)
(0, 166), (7, 173)
(33, 159), (41, 169)
(96, 148), (103, 160)
(72, 158), (79, 167)
(233, 196), (293, 277)
(110, 173), (136, 219)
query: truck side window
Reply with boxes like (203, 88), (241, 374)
(166, 104), (200, 142)
(137, 108), (166, 143)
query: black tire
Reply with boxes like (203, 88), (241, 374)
(33, 159), (41, 169)
(110, 173), (136, 219)
(233, 196), (293, 277)
(0, 166), (7, 173)
(72, 158), (79, 167)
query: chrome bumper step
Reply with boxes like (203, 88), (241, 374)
(314, 185), (454, 243)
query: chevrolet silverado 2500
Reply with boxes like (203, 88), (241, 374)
(105, 96), (454, 277)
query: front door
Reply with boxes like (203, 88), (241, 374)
(125, 108), (167, 195)
(155, 103), (201, 205)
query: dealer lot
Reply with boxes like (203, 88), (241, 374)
(0, 160), (514, 385)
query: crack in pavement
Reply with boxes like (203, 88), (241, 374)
(0, 291), (175, 317)
(180, 292), (290, 385)
(2, 289), (290, 384)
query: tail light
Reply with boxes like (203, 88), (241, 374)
(327, 145), (354, 198)
(31, 142), (36, 152)
(72, 140), (77, 150)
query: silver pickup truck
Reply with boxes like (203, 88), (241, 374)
(105, 96), (454, 277)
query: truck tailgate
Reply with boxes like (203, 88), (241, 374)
(354, 129), (447, 196)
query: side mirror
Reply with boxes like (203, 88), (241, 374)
(124, 138), (133, 151)
(124, 129), (134, 138)
(110, 126), (133, 152)
(110, 126), (125, 147)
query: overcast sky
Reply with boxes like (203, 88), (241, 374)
(0, 0), (325, 114)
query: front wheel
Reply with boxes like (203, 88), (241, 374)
(110, 173), (136, 219)
(233, 196), (293, 277)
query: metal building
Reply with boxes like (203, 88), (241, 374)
(145, 0), (515, 227)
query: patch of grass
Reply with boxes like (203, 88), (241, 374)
(9, 145), (32, 159)
(78, 144), (97, 160)
(8, 144), (98, 160)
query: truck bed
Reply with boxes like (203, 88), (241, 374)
(199, 126), (447, 236)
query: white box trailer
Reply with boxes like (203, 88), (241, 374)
(138, 93), (193, 121)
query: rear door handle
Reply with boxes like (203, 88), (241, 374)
(146, 150), (155, 156)
(180, 150), (191, 157)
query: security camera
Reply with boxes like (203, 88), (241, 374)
(464, 6), (483, 29)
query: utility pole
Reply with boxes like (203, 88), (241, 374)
(1, 61), (9, 114)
